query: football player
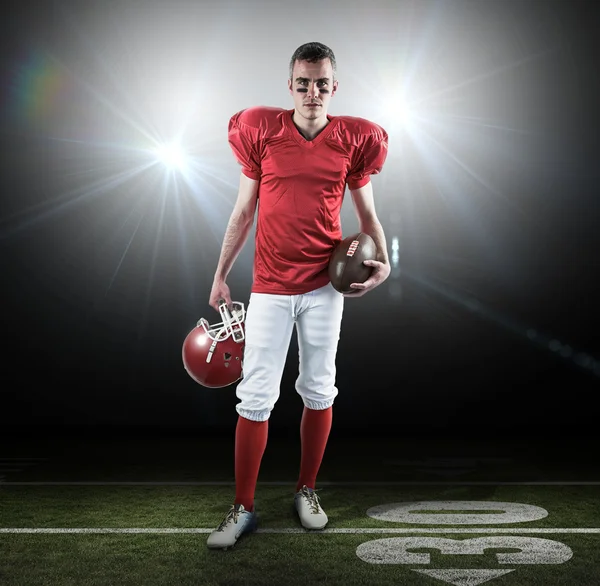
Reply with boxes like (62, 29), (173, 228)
(206, 42), (390, 549)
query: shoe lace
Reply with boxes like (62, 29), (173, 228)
(216, 505), (241, 532)
(302, 486), (322, 514)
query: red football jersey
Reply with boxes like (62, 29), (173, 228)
(228, 106), (388, 295)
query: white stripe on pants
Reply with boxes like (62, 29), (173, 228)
(235, 282), (344, 422)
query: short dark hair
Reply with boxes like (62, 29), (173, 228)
(289, 42), (337, 81)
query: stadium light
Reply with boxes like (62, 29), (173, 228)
(154, 142), (187, 171)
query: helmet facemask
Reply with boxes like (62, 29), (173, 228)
(197, 302), (246, 364)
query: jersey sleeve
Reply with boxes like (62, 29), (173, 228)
(227, 109), (262, 180)
(346, 126), (389, 190)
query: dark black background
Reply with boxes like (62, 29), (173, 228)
(1, 0), (599, 440)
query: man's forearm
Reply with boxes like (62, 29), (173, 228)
(214, 211), (254, 282)
(360, 219), (389, 265)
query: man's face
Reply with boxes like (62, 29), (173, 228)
(288, 58), (338, 121)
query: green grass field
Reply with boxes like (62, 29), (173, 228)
(1, 435), (599, 585)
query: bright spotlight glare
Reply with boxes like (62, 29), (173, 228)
(155, 142), (187, 170)
(391, 237), (400, 267)
(381, 94), (413, 129)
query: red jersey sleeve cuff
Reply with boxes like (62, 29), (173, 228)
(241, 168), (261, 181)
(347, 176), (371, 190)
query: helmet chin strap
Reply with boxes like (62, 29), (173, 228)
(206, 339), (217, 363)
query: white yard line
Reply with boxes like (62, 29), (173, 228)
(0, 528), (600, 534)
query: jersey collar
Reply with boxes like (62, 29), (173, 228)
(284, 109), (338, 147)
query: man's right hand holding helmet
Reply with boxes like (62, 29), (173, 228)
(209, 279), (233, 312)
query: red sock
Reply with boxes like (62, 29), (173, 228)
(235, 416), (268, 512)
(296, 406), (333, 492)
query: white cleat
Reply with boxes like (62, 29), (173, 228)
(207, 504), (257, 550)
(294, 485), (328, 530)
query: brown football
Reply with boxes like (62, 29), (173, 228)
(328, 232), (377, 293)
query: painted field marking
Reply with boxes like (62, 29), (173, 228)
(0, 528), (599, 534)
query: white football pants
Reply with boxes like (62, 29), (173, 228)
(235, 282), (344, 422)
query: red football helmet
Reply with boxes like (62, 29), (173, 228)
(182, 300), (246, 388)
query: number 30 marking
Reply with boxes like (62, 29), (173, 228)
(366, 501), (548, 525)
(356, 536), (573, 565)
(358, 501), (573, 569)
